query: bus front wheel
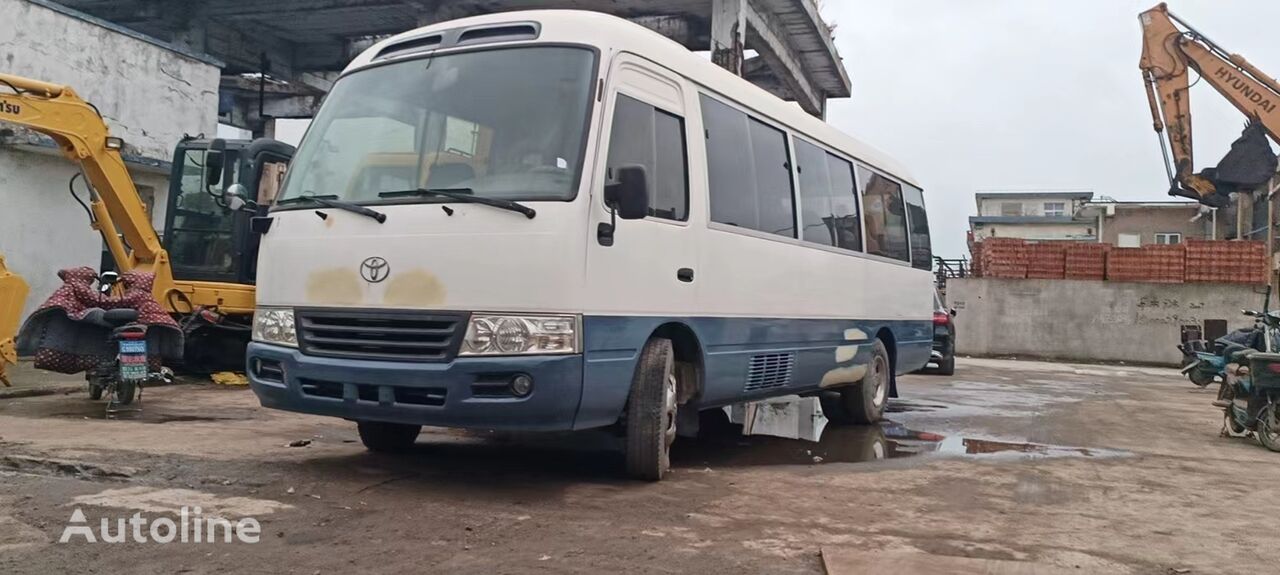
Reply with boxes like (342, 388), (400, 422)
(624, 337), (678, 481)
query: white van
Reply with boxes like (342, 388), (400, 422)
(246, 10), (935, 480)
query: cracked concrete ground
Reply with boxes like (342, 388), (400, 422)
(0, 358), (1274, 574)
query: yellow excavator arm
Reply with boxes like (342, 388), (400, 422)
(1139, 3), (1280, 206)
(0, 73), (175, 286)
(0, 253), (30, 387)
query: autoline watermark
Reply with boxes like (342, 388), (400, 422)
(59, 507), (261, 544)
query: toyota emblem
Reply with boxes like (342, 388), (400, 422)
(360, 257), (390, 283)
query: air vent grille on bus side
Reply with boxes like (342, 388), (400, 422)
(375, 34), (443, 61)
(744, 353), (795, 392)
(457, 24), (538, 45)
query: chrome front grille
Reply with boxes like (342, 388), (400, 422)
(295, 308), (469, 363)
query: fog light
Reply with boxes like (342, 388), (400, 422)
(510, 374), (533, 397)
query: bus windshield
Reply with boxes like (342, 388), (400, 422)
(278, 46), (597, 206)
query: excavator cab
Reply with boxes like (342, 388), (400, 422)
(163, 137), (294, 287)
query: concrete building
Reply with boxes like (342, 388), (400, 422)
(969, 191), (1097, 241)
(1078, 200), (1217, 247)
(969, 190), (1221, 247)
(0, 0), (219, 318)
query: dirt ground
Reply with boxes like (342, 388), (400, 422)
(0, 357), (1275, 574)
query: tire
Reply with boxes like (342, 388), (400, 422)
(1188, 369), (1215, 388)
(935, 353), (956, 376)
(820, 392), (854, 425)
(1258, 405), (1280, 453)
(839, 339), (891, 425)
(114, 380), (136, 405)
(88, 382), (104, 401)
(357, 421), (422, 453)
(624, 337), (678, 481)
(1224, 411), (1249, 438)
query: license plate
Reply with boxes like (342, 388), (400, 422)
(118, 339), (148, 381)
(119, 363), (147, 381)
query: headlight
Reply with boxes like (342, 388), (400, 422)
(252, 307), (297, 347)
(461, 314), (578, 356)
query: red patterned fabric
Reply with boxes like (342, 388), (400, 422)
(17, 267), (183, 374)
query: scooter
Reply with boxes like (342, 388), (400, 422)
(1218, 347), (1280, 452)
(81, 272), (168, 411)
(1180, 287), (1275, 388)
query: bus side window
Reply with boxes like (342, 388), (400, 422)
(606, 94), (689, 221)
(858, 166), (910, 262)
(902, 183), (932, 270)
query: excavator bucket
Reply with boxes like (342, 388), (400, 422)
(0, 254), (31, 387)
(1190, 121), (1278, 207)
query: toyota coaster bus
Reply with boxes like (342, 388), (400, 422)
(246, 10), (935, 480)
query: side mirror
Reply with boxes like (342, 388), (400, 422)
(604, 165), (650, 221)
(950, 308), (957, 317)
(98, 271), (120, 294)
(224, 183), (250, 212)
(204, 139), (227, 188)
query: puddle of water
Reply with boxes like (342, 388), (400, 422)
(671, 396), (1126, 469)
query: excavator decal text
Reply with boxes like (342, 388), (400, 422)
(1214, 67), (1278, 114)
(0, 102), (20, 116)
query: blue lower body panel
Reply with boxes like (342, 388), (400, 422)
(247, 343), (584, 431)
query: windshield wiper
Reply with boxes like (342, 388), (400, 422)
(377, 188), (536, 219)
(277, 194), (387, 223)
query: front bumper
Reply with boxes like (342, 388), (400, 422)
(247, 342), (585, 431)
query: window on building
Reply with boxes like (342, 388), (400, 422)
(606, 94), (689, 221)
(795, 137), (862, 251)
(1000, 202), (1023, 217)
(701, 94), (795, 238)
(1155, 232), (1182, 245)
(903, 183), (932, 270)
(1043, 201), (1066, 217)
(859, 166), (910, 262)
(1118, 233), (1141, 248)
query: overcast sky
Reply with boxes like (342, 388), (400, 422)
(818, 0), (1280, 258)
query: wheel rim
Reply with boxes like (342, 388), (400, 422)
(1261, 406), (1280, 448)
(871, 355), (889, 409)
(663, 371), (678, 449)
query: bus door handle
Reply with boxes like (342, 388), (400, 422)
(677, 268), (695, 283)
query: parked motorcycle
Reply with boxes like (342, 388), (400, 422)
(1180, 287), (1277, 388)
(1217, 342), (1280, 452)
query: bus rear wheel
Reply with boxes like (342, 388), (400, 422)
(624, 337), (678, 481)
(840, 339), (890, 425)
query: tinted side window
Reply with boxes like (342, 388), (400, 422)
(859, 166), (910, 262)
(748, 118), (795, 238)
(903, 183), (932, 270)
(702, 96), (757, 229)
(701, 94), (796, 238)
(796, 138), (834, 245)
(796, 137), (862, 251)
(606, 94), (689, 221)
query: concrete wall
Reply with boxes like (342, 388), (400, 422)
(971, 223), (1095, 241)
(0, 0), (219, 319)
(948, 278), (1261, 366)
(1, 0), (219, 158)
(977, 196), (1090, 217)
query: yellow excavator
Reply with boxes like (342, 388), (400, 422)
(0, 72), (293, 380)
(0, 253), (29, 386)
(1140, 3), (1280, 207)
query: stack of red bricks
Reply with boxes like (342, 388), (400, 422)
(971, 238), (1265, 284)
(1105, 245), (1185, 283)
(1185, 240), (1268, 284)
(1064, 244), (1107, 280)
(974, 238), (1027, 279)
(1026, 242), (1066, 279)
